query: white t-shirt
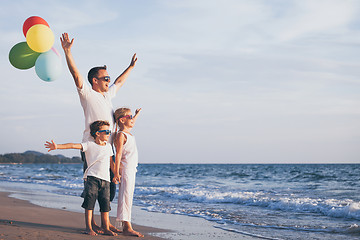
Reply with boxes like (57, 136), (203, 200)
(77, 76), (117, 143)
(81, 141), (114, 182)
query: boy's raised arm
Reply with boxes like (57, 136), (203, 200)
(45, 140), (83, 152)
(60, 33), (83, 89)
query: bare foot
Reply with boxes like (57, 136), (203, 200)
(123, 228), (144, 237)
(92, 224), (104, 234)
(103, 229), (117, 236)
(83, 229), (97, 236)
(110, 224), (122, 233)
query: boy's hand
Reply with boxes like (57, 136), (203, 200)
(60, 33), (74, 52)
(112, 173), (121, 184)
(44, 140), (57, 152)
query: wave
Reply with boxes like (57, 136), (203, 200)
(136, 186), (360, 220)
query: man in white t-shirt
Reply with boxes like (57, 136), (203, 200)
(60, 32), (137, 233)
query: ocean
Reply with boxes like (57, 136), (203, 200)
(0, 163), (359, 240)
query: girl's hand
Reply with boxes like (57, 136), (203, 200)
(129, 53), (137, 67)
(135, 108), (142, 115)
(44, 140), (57, 152)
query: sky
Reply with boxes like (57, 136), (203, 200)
(1, 0), (360, 164)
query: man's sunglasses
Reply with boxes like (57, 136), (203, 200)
(97, 76), (111, 82)
(97, 130), (111, 135)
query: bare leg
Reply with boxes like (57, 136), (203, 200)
(84, 209), (97, 235)
(123, 221), (144, 237)
(101, 212), (117, 236)
(91, 211), (104, 234)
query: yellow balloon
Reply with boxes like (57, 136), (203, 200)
(26, 24), (54, 53)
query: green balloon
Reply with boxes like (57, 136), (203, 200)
(9, 42), (40, 70)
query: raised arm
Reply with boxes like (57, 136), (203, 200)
(113, 53), (138, 92)
(45, 140), (83, 152)
(133, 108), (142, 123)
(60, 33), (83, 89)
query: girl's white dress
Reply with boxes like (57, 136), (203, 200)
(116, 131), (138, 223)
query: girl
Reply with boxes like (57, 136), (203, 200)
(113, 107), (143, 237)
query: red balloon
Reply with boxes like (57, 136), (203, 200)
(23, 16), (50, 37)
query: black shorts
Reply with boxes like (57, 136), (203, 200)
(81, 176), (111, 212)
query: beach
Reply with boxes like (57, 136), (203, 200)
(0, 181), (256, 240)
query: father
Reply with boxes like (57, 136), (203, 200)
(60, 32), (137, 232)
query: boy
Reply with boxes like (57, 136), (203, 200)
(45, 120), (118, 236)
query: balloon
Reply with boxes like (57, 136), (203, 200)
(9, 42), (41, 69)
(35, 48), (62, 82)
(23, 16), (49, 37)
(26, 24), (54, 53)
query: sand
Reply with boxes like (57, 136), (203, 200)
(0, 192), (166, 240)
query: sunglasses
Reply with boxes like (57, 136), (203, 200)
(117, 115), (133, 122)
(97, 129), (111, 135)
(122, 115), (133, 119)
(97, 76), (111, 82)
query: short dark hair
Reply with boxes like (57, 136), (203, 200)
(87, 65), (107, 85)
(90, 120), (110, 139)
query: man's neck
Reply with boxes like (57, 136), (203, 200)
(92, 86), (105, 95)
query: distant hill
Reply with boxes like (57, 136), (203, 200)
(0, 151), (82, 164)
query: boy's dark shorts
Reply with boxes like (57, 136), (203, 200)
(81, 176), (111, 212)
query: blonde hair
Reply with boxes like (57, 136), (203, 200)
(114, 107), (131, 129)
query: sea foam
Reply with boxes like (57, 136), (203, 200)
(136, 186), (360, 220)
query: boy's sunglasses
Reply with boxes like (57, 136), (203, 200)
(97, 130), (111, 135)
(97, 76), (111, 82)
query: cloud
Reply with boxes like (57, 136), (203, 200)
(50, 4), (119, 31)
(266, 0), (358, 42)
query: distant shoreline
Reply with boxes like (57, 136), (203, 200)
(0, 151), (82, 164)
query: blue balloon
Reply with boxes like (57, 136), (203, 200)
(35, 48), (62, 82)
